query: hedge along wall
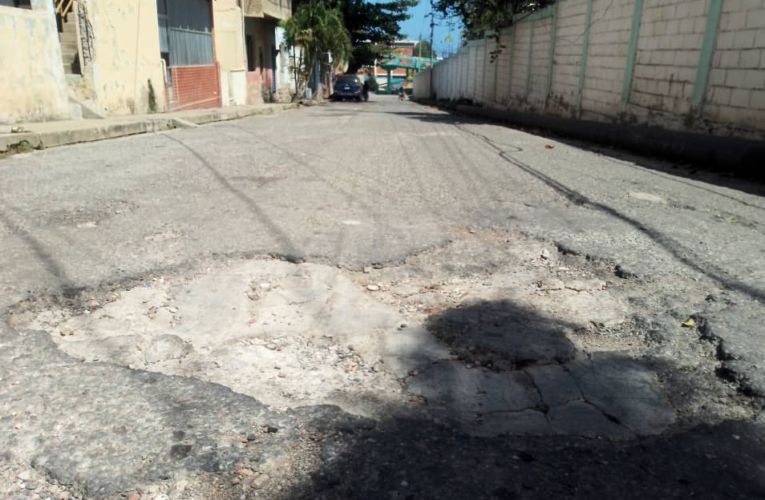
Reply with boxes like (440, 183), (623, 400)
(417, 0), (765, 140)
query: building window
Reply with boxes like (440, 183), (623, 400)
(0, 0), (31, 8)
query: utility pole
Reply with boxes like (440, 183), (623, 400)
(428, 0), (435, 98)
(429, 0), (435, 61)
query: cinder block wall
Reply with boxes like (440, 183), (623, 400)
(581, 0), (633, 119)
(705, 0), (765, 132)
(419, 0), (765, 140)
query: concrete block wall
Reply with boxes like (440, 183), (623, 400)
(446, 55), (454, 98)
(581, 0), (633, 119)
(414, 69), (431, 100)
(468, 47), (478, 97)
(629, 0), (709, 118)
(475, 43), (486, 102)
(417, 0), (765, 140)
(511, 23), (533, 97)
(704, 0), (765, 132)
(450, 57), (457, 99)
(551, 0), (587, 114)
(495, 32), (514, 104)
(529, 16), (553, 108)
(484, 40), (498, 104)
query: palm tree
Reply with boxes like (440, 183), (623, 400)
(281, 3), (352, 99)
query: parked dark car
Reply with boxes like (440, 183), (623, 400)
(332, 75), (363, 101)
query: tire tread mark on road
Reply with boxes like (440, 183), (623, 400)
(223, 124), (405, 265)
(456, 124), (765, 302)
(410, 119), (484, 221)
(435, 120), (514, 216)
(163, 134), (302, 261)
(400, 112), (489, 216)
(405, 107), (524, 218)
(428, 124), (499, 222)
(386, 113), (454, 234)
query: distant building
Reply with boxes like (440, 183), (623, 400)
(374, 41), (436, 94)
(374, 40), (416, 82)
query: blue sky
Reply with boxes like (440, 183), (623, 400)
(393, 0), (462, 58)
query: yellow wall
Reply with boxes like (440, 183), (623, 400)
(214, 0), (246, 71)
(0, 2), (70, 124)
(80, 0), (167, 115)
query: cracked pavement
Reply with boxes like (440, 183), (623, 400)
(1, 95), (765, 499)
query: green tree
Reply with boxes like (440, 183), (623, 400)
(434, 0), (553, 40)
(281, 2), (352, 98)
(293, 0), (418, 72)
(413, 40), (437, 59)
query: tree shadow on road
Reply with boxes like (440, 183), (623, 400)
(277, 299), (765, 500)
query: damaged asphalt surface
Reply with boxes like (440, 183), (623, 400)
(1, 95), (764, 499)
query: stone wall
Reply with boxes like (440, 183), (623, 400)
(418, 0), (765, 140)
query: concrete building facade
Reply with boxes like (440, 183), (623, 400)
(0, 0), (292, 124)
(242, 0), (294, 104)
(0, 0), (72, 124)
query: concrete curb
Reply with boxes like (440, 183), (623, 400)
(170, 118), (199, 129)
(0, 104), (299, 153)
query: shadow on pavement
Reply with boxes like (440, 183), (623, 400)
(278, 299), (765, 500)
(0, 203), (85, 298)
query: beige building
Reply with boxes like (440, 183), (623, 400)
(0, 0), (292, 125)
(190, 0), (295, 107)
(1, 0), (168, 123)
(241, 0), (294, 103)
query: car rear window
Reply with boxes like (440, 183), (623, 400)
(336, 75), (359, 84)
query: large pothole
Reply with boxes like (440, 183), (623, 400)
(10, 250), (688, 441)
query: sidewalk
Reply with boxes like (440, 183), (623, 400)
(0, 103), (298, 153)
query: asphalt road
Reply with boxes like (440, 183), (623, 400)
(1, 95), (764, 499)
(3, 96), (765, 300)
